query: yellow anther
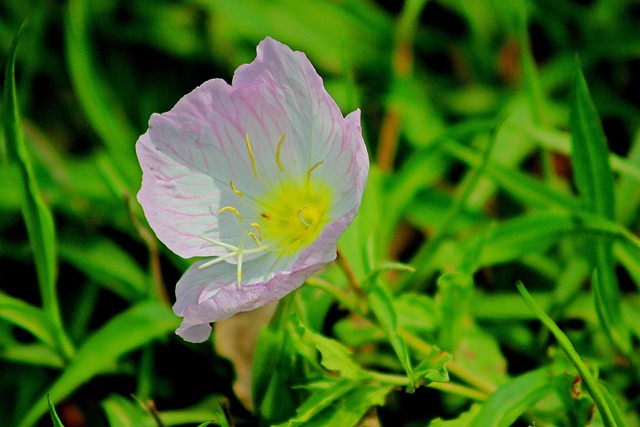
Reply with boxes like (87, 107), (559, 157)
(306, 160), (324, 181)
(245, 133), (258, 179)
(248, 232), (261, 247)
(218, 206), (244, 222)
(251, 222), (263, 237)
(276, 133), (286, 172)
(230, 180), (244, 197)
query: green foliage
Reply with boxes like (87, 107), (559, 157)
(47, 396), (65, 427)
(1, 0), (640, 426)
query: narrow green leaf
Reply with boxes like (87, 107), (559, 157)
(367, 281), (415, 391)
(475, 211), (574, 266)
(516, 282), (621, 427)
(64, 0), (139, 188)
(19, 302), (179, 427)
(0, 291), (58, 349)
(101, 394), (156, 427)
(569, 60), (615, 220)
(598, 381), (630, 427)
(440, 138), (579, 210)
(47, 395), (65, 427)
(58, 238), (148, 300)
(513, 123), (640, 186)
(2, 18), (73, 359)
(469, 369), (553, 427)
(569, 60), (630, 355)
(1, 343), (65, 369)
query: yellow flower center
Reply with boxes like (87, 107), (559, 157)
(257, 178), (332, 255)
(199, 133), (332, 287)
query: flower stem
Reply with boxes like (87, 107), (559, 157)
(126, 190), (168, 304)
(336, 248), (363, 296)
(367, 370), (488, 401)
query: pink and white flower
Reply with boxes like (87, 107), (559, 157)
(136, 37), (368, 342)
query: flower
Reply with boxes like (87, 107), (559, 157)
(136, 37), (369, 342)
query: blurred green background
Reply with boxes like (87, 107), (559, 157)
(2, 0), (640, 426)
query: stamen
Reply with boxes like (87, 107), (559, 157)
(230, 180), (244, 196)
(218, 206), (244, 222)
(245, 133), (258, 179)
(248, 232), (261, 247)
(198, 251), (238, 269)
(236, 234), (246, 288)
(306, 160), (324, 181)
(297, 205), (311, 227)
(276, 133), (286, 172)
(198, 232), (274, 284)
(251, 222), (263, 237)
(200, 235), (239, 252)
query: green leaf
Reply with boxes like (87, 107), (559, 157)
(58, 238), (148, 301)
(2, 18), (73, 359)
(476, 211), (574, 266)
(395, 292), (440, 338)
(367, 281), (416, 391)
(101, 394), (156, 427)
(516, 282), (620, 427)
(64, 0), (140, 188)
(273, 379), (356, 427)
(252, 298), (305, 426)
(469, 369), (553, 427)
(441, 138), (579, 210)
(273, 379), (392, 427)
(19, 302), (179, 427)
(0, 291), (58, 349)
(569, 60), (630, 355)
(436, 273), (473, 352)
(413, 346), (451, 384)
(550, 372), (595, 427)
(430, 404), (481, 426)
(1, 343), (65, 369)
(569, 60), (615, 220)
(290, 313), (365, 379)
(47, 395), (65, 427)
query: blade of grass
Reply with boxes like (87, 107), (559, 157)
(0, 291), (58, 349)
(19, 302), (179, 427)
(440, 137), (579, 210)
(2, 18), (73, 359)
(468, 368), (553, 427)
(64, 0), (139, 188)
(47, 395), (65, 427)
(516, 282), (621, 427)
(569, 59), (630, 355)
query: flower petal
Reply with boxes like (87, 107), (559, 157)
(233, 38), (354, 181)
